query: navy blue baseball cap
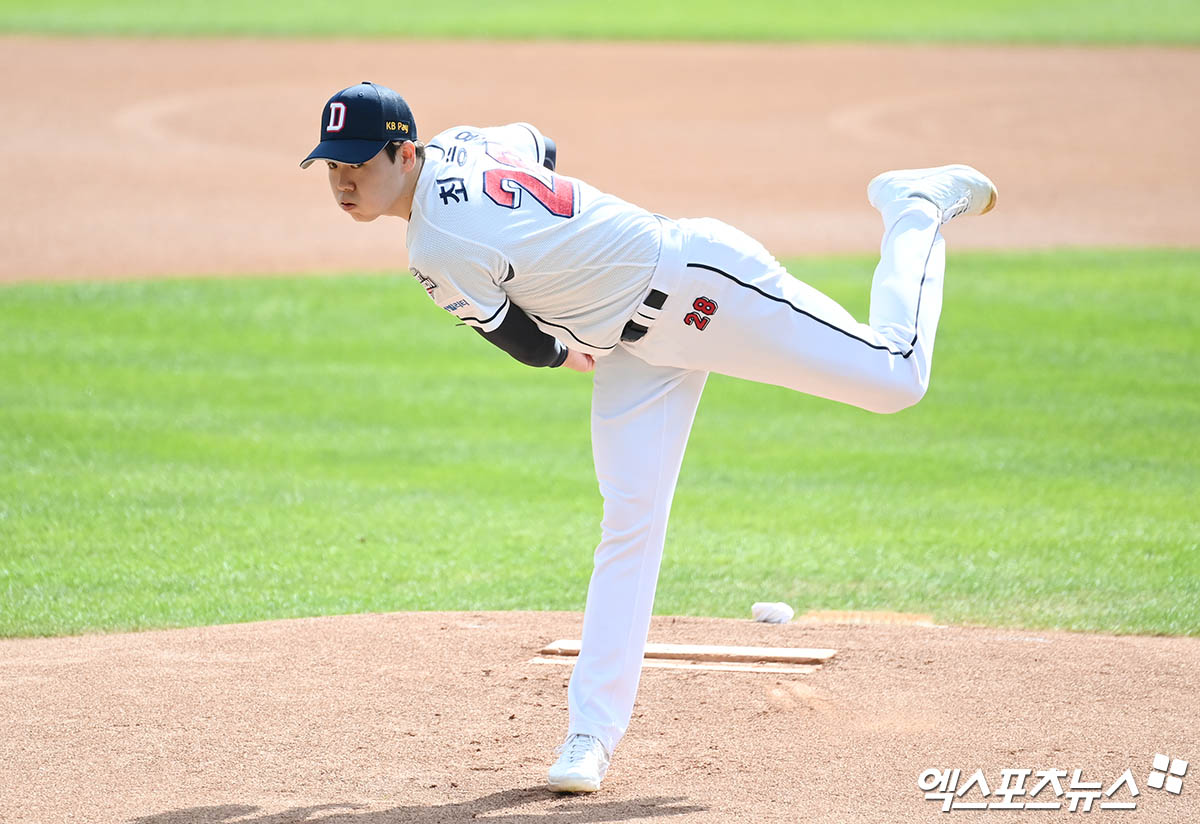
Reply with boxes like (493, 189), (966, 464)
(300, 81), (418, 169)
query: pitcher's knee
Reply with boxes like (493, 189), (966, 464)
(866, 374), (928, 414)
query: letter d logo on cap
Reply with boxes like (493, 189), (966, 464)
(327, 102), (347, 133)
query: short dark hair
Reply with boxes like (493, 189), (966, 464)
(385, 140), (425, 163)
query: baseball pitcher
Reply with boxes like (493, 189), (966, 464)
(301, 81), (997, 793)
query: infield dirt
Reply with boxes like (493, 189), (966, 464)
(1, 36), (1198, 824)
(2, 38), (1199, 282)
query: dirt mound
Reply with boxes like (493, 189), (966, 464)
(2, 611), (1197, 822)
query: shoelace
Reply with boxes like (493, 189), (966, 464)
(555, 734), (597, 761)
(943, 195), (971, 222)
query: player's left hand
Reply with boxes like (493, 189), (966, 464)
(562, 349), (595, 373)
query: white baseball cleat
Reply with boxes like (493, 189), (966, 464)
(867, 164), (998, 224)
(547, 733), (610, 793)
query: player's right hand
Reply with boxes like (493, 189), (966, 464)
(562, 349), (595, 373)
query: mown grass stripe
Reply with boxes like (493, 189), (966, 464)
(0, 249), (1196, 637)
(0, 0), (1198, 44)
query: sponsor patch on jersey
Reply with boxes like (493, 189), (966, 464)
(442, 299), (469, 313)
(410, 267), (438, 297)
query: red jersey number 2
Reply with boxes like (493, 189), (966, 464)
(483, 169), (576, 218)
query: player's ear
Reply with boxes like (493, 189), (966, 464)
(401, 140), (418, 171)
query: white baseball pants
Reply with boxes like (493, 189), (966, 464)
(566, 197), (947, 755)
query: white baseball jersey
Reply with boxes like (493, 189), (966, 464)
(406, 124), (662, 355)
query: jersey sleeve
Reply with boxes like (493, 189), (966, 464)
(410, 228), (512, 333)
(424, 263), (511, 332)
(479, 122), (550, 169)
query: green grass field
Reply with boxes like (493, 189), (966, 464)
(2, 250), (1196, 638)
(1, 0), (1198, 43)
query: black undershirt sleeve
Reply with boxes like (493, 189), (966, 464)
(474, 302), (568, 368)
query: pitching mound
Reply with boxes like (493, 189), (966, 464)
(2, 611), (1197, 822)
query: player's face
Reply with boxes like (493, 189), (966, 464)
(326, 149), (407, 221)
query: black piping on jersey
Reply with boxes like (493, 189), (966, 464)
(685, 259), (933, 360)
(458, 296), (510, 328)
(520, 123), (549, 166)
(531, 314), (617, 351)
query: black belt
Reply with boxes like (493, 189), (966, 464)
(620, 289), (669, 342)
